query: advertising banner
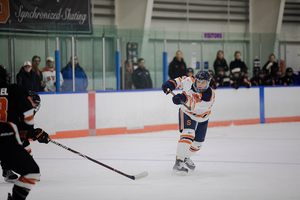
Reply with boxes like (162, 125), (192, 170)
(0, 0), (91, 34)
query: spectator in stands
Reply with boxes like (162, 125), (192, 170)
(230, 68), (250, 89)
(273, 68), (283, 86)
(230, 51), (247, 76)
(250, 70), (267, 86)
(186, 68), (194, 77)
(208, 69), (217, 89)
(61, 56), (88, 91)
(168, 50), (187, 79)
(213, 50), (228, 74)
(132, 58), (153, 89)
(16, 61), (40, 92)
(123, 60), (134, 89)
(282, 68), (294, 85)
(42, 57), (64, 92)
(31, 55), (45, 91)
(262, 54), (279, 78)
(215, 68), (230, 87)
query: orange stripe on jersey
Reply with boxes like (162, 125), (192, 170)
(210, 88), (214, 101)
(180, 134), (195, 139)
(190, 76), (194, 82)
(178, 77), (182, 83)
(178, 140), (192, 145)
(18, 176), (37, 185)
(27, 149), (32, 154)
(169, 80), (177, 88)
(24, 115), (34, 122)
(27, 97), (36, 107)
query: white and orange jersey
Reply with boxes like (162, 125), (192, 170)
(42, 67), (64, 92)
(173, 76), (215, 122)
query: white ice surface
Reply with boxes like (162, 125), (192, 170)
(1, 122), (300, 200)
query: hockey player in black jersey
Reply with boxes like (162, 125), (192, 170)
(0, 65), (50, 200)
(2, 91), (41, 183)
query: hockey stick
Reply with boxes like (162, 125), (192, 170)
(167, 89), (192, 110)
(49, 139), (148, 180)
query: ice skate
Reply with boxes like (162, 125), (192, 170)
(184, 157), (195, 170)
(3, 170), (18, 183)
(173, 159), (188, 175)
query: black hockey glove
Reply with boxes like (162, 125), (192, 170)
(172, 93), (187, 105)
(31, 128), (50, 144)
(162, 79), (176, 94)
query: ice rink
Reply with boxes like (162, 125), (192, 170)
(1, 122), (300, 200)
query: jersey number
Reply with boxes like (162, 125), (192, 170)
(0, 97), (8, 121)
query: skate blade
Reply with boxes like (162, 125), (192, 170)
(172, 170), (188, 176)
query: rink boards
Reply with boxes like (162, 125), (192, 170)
(34, 86), (300, 138)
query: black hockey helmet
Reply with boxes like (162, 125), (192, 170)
(193, 70), (211, 93)
(28, 91), (41, 114)
(186, 68), (194, 74)
(0, 65), (11, 87)
(286, 67), (293, 73)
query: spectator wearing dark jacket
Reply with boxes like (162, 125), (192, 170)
(31, 55), (45, 91)
(282, 68), (294, 86)
(215, 68), (231, 87)
(16, 61), (40, 92)
(132, 58), (153, 89)
(230, 51), (247, 76)
(250, 70), (268, 86)
(230, 68), (250, 89)
(273, 68), (283, 85)
(213, 50), (229, 74)
(262, 54), (279, 78)
(168, 51), (187, 79)
(61, 56), (88, 91)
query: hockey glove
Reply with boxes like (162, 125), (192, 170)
(162, 79), (176, 94)
(31, 128), (50, 144)
(172, 93), (187, 105)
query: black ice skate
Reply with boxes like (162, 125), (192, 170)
(7, 193), (13, 200)
(184, 158), (195, 170)
(3, 170), (18, 183)
(173, 159), (188, 175)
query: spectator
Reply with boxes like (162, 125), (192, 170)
(186, 68), (194, 77)
(213, 50), (229, 74)
(168, 50), (187, 79)
(250, 70), (267, 86)
(262, 54), (279, 78)
(42, 57), (64, 92)
(282, 68), (294, 85)
(132, 58), (153, 89)
(215, 68), (231, 87)
(230, 51), (247, 76)
(273, 68), (283, 86)
(208, 69), (217, 89)
(31, 55), (45, 91)
(16, 61), (40, 92)
(123, 60), (133, 89)
(61, 56), (88, 91)
(230, 68), (250, 89)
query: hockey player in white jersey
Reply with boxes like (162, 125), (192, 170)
(162, 70), (215, 174)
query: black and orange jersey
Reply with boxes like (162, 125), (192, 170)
(0, 84), (35, 132)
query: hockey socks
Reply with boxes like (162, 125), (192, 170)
(12, 173), (39, 200)
(12, 185), (30, 200)
(176, 129), (195, 161)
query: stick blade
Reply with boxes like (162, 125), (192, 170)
(133, 171), (148, 180)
